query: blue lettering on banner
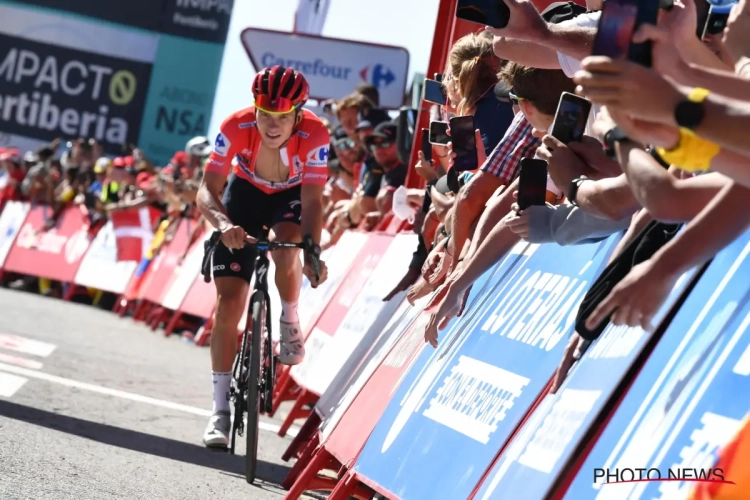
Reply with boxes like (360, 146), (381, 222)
(353, 235), (621, 500)
(560, 230), (750, 500)
(260, 53), (353, 81)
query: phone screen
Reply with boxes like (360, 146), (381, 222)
(703, 4), (733, 36)
(455, 0), (510, 29)
(449, 115), (477, 172)
(421, 129), (432, 164)
(592, 0), (639, 59)
(517, 158), (548, 210)
(423, 79), (446, 105)
(550, 92), (592, 144)
(429, 121), (450, 145)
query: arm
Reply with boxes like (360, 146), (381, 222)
(649, 181), (750, 277)
(492, 37), (561, 69)
(196, 124), (236, 231)
(675, 63), (750, 101)
(615, 143), (730, 221)
(539, 23), (597, 61)
(301, 184), (325, 245)
(449, 171), (502, 264)
(575, 174), (640, 220)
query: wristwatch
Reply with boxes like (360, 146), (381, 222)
(674, 88), (709, 130)
(567, 176), (589, 207)
(602, 126), (629, 157)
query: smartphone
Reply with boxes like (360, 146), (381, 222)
(429, 121), (450, 145)
(629, 0), (660, 67)
(421, 129), (433, 164)
(456, 0), (510, 29)
(703, 4), (733, 37)
(591, 0), (639, 59)
(449, 115), (477, 172)
(423, 78), (446, 105)
(517, 158), (548, 210)
(550, 92), (592, 144)
(434, 73), (444, 83)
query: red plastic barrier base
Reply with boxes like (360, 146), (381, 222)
(270, 368), (301, 417)
(282, 411), (321, 462)
(282, 431), (320, 489)
(278, 388), (318, 438)
(283, 446), (375, 500)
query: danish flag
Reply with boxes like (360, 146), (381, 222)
(110, 207), (162, 262)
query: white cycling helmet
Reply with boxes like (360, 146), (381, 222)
(185, 136), (212, 157)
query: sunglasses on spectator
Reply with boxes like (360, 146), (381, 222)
(508, 90), (525, 106)
(335, 138), (356, 151)
(368, 141), (392, 152)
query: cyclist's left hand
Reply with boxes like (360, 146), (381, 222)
(304, 258), (328, 288)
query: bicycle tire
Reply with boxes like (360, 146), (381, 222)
(229, 318), (250, 455)
(263, 294), (275, 414)
(245, 289), (265, 484)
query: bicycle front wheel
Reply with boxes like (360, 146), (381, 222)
(245, 289), (265, 484)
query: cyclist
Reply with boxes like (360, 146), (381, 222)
(197, 65), (330, 448)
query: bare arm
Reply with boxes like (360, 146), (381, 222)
(492, 37), (561, 69)
(301, 183), (325, 246)
(196, 171), (232, 231)
(676, 62), (750, 102)
(651, 181), (750, 277)
(575, 174), (640, 221)
(538, 24), (597, 62)
(616, 143), (730, 222)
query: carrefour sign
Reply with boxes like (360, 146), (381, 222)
(241, 28), (410, 110)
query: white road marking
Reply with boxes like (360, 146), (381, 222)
(0, 333), (56, 357)
(0, 352), (43, 370)
(0, 362), (298, 437)
(0, 372), (27, 397)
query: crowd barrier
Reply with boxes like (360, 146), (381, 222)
(1, 200), (749, 500)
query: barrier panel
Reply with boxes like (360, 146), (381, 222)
(303, 233), (418, 398)
(290, 233), (394, 393)
(3, 206), (92, 283)
(137, 218), (192, 305)
(315, 243), (531, 474)
(471, 255), (706, 498)
(0, 201), (30, 270)
(560, 230), (750, 500)
(351, 235), (620, 500)
(160, 229), (210, 311)
(74, 221), (138, 294)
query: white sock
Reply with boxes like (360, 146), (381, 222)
(212, 371), (231, 413)
(280, 300), (299, 324)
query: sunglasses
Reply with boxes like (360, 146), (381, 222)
(335, 138), (356, 151)
(368, 141), (392, 152)
(507, 90), (525, 106)
(254, 95), (297, 114)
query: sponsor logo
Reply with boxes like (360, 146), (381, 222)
(241, 148), (253, 156)
(283, 212), (295, 219)
(230, 262), (240, 272)
(288, 200), (302, 209)
(292, 155), (303, 175)
(64, 227), (90, 264)
(304, 172), (327, 180)
(214, 132), (230, 156)
(257, 263), (267, 282)
(261, 54), (353, 81)
(296, 130), (310, 139)
(0, 34), (151, 154)
(238, 121), (255, 129)
(306, 145), (329, 167)
(213, 264), (225, 270)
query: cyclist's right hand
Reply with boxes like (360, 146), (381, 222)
(219, 224), (247, 249)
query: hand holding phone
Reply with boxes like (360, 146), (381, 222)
(517, 158), (548, 210)
(429, 121), (450, 145)
(449, 115), (478, 172)
(421, 129), (433, 164)
(456, 0), (511, 29)
(550, 92), (592, 144)
(423, 79), (447, 105)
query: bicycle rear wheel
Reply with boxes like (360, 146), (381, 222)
(245, 289), (265, 484)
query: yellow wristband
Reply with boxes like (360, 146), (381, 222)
(688, 87), (710, 103)
(655, 128), (720, 173)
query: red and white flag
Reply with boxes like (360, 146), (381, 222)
(293, 0), (330, 35)
(110, 207), (162, 262)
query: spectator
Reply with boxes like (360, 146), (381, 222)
(336, 92), (375, 140)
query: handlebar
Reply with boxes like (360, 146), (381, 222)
(201, 230), (321, 284)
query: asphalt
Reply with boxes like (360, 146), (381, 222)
(0, 288), (322, 500)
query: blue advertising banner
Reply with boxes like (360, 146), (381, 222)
(473, 264), (701, 500)
(353, 235), (620, 500)
(562, 230), (750, 500)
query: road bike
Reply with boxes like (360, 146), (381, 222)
(201, 228), (320, 484)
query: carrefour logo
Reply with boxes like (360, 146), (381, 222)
(307, 145), (328, 167)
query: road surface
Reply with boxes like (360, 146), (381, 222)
(0, 288), (320, 500)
